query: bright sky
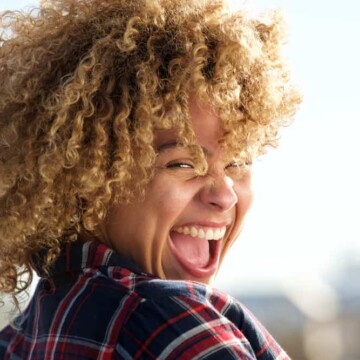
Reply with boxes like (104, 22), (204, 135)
(1, 0), (359, 295)
(217, 0), (360, 293)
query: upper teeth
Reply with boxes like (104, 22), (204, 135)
(174, 226), (226, 241)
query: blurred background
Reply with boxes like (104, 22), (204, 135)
(216, 1), (360, 359)
(1, 0), (359, 359)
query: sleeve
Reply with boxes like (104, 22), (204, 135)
(0, 325), (16, 359)
(114, 295), (258, 360)
(224, 300), (291, 360)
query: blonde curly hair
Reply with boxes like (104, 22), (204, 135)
(0, 0), (301, 298)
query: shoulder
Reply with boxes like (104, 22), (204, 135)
(133, 278), (246, 323)
(116, 278), (289, 359)
(0, 271), (288, 359)
(116, 278), (258, 359)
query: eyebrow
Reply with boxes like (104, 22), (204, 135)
(157, 140), (210, 156)
(157, 140), (179, 152)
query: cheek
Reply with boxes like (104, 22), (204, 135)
(146, 178), (196, 215)
(234, 178), (253, 217)
(220, 181), (253, 259)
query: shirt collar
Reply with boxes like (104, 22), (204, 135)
(33, 240), (149, 278)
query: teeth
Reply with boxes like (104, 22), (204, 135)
(214, 229), (221, 240)
(174, 226), (227, 241)
(205, 229), (214, 240)
(190, 227), (197, 237)
(220, 227), (226, 238)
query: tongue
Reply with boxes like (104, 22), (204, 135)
(171, 232), (210, 268)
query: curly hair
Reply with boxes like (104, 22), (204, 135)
(0, 0), (301, 299)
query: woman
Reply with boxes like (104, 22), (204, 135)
(0, 0), (301, 358)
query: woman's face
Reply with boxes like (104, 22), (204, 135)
(101, 97), (253, 284)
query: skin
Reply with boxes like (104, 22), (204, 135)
(100, 97), (253, 285)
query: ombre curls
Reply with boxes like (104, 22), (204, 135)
(0, 0), (301, 298)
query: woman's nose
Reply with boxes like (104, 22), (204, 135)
(199, 173), (238, 211)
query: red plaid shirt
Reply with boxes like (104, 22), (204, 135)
(0, 241), (290, 359)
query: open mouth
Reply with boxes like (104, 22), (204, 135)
(168, 225), (226, 279)
(209, 240), (217, 259)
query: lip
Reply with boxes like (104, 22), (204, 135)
(173, 221), (232, 229)
(168, 229), (223, 280)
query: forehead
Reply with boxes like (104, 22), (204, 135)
(154, 98), (223, 151)
(188, 97), (222, 141)
(153, 128), (180, 150)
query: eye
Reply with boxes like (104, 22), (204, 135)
(225, 161), (251, 169)
(166, 161), (194, 169)
(225, 160), (252, 179)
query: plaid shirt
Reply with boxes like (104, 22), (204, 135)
(0, 241), (290, 359)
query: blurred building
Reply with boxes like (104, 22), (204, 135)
(228, 254), (360, 360)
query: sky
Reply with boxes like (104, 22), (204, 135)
(1, 0), (359, 295)
(217, 0), (360, 293)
